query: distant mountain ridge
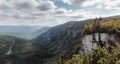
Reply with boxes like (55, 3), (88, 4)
(34, 15), (120, 45)
(0, 25), (50, 39)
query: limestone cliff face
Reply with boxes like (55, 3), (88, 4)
(82, 34), (97, 53)
(81, 33), (119, 53)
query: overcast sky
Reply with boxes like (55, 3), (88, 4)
(0, 0), (120, 26)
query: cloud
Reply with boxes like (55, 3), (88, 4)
(0, 0), (56, 17)
(37, 1), (56, 11)
(54, 8), (67, 14)
(0, 0), (57, 26)
(62, 0), (120, 10)
(14, 2), (33, 10)
(0, 5), (10, 11)
(0, 0), (120, 26)
(104, 0), (120, 10)
(63, 0), (86, 5)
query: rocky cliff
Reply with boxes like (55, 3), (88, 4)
(81, 33), (120, 53)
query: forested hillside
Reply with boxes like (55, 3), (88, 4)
(29, 17), (120, 64)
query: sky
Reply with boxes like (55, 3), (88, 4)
(0, 0), (120, 26)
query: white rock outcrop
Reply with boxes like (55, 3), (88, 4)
(82, 33), (117, 53)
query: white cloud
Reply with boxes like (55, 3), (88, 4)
(62, 0), (120, 10)
(0, 0), (58, 26)
(54, 8), (67, 14)
(63, 0), (86, 5)
(0, 0), (120, 26)
(37, 1), (56, 11)
(62, 0), (101, 6)
(104, 0), (120, 10)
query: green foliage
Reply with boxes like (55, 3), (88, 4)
(93, 18), (102, 33)
(83, 22), (93, 35)
(114, 20), (120, 33)
(83, 18), (120, 34)
(65, 46), (120, 64)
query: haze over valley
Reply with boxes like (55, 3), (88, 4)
(0, 0), (120, 64)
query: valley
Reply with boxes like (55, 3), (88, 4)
(0, 26), (50, 40)
(0, 16), (119, 64)
(5, 38), (15, 55)
(0, 0), (120, 64)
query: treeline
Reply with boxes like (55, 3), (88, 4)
(83, 18), (120, 35)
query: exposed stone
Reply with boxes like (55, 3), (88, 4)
(81, 33), (119, 53)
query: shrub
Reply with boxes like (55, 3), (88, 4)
(65, 46), (120, 64)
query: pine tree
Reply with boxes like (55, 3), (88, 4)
(83, 22), (92, 34)
(114, 20), (120, 33)
(93, 18), (102, 33)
